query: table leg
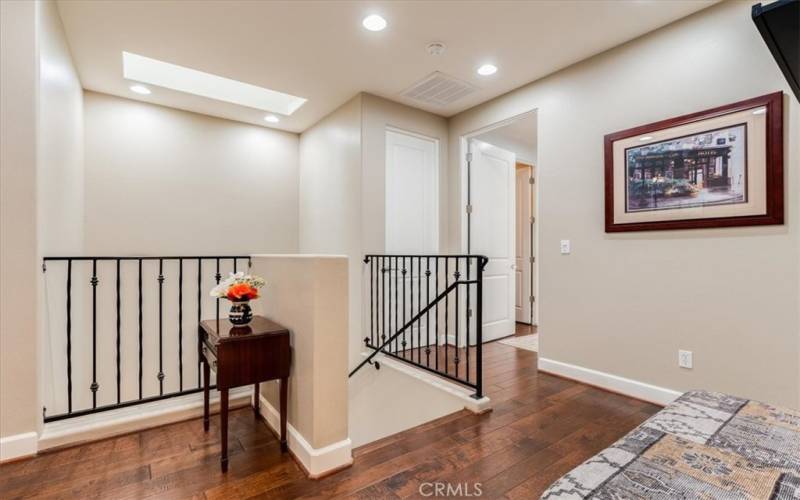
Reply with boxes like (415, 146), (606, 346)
(220, 388), (229, 472)
(253, 382), (260, 418)
(280, 377), (288, 453)
(203, 360), (210, 432)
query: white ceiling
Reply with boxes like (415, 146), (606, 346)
(57, 0), (716, 133)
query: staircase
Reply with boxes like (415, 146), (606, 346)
(350, 254), (488, 399)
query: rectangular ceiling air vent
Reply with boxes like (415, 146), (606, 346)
(400, 71), (477, 107)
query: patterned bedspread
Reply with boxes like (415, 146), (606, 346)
(542, 390), (800, 499)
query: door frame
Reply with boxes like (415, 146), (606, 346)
(459, 109), (539, 330)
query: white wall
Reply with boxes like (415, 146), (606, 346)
(83, 91), (300, 255)
(36, 0), (85, 435)
(0, 0), (40, 446)
(449, 0), (800, 408)
(38, 0), (84, 257)
(37, 91), (302, 419)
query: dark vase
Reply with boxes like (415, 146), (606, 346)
(229, 300), (253, 326)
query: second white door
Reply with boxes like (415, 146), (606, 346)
(385, 129), (438, 254)
(469, 139), (516, 342)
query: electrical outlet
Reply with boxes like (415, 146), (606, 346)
(678, 350), (693, 369)
(560, 240), (571, 254)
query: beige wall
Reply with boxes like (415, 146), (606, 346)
(83, 91), (300, 255)
(1, 0), (40, 440)
(448, 0), (800, 407)
(252, 255), (349, 450)
(299, 93), (452, 366)
(298, 95), (363, 365)
(361, 93), (450, 254)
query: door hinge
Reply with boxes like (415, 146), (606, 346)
(466, 152), (473, 163)
(530, 295), (535, 303)
(530, 216), (536, 224)
(529, 176), (535, 185)
(467, 308), (473, 318)
(529, 256), (535, 264)
(466, 204), (473, 214)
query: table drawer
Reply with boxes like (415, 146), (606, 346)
(201, 343), (218, 373)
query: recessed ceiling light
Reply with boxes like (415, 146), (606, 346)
(362, 14), (387, 31)
(639, 136), (653, 141)
(477, 64), (498, 76)
(122, 51), (307, 115)
(264, 114), (280, 123)
(752, 108), (767, 115)
(129, 84), (151, 95)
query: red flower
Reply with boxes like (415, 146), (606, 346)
(226, 283), (259, 301)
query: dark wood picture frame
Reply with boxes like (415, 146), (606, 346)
(604, 91), (784, 232)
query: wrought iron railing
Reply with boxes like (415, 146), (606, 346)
(350, 255), (488, 399)
(41, 255), (250, 422)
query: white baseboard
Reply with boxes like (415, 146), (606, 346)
(38, 388), (251, 452)
(258, 393), (352, 478)
(0, 431), (38, 462)
(376, 354), (492, 414)
(538, 357), (681, 406)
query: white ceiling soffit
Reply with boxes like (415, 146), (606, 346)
(57, 0), (718, 133)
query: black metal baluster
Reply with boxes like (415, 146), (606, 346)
(233, 258), (238, 274)
(466, 257), (472, 384)
(197, 258), (202, 388)
(90, 259), (99, 408)
(215, 258), (221, 322)
(444, 257), (449, 376)
(474, 258), (485, 399)
(364, 256), (374, 346)
(66, 260), (73, 414)
(116, 259), (121, 404)
(394, 256), (399, 355)
(402, 258), (407, 357)
(381, 257), (386, 347)
(392, 257), (404, 358)
(157, 259), (165, 395)
(178, 258), (183, 392)
(386, 257), (397, 352)
(417, 257), (422, 364)
(435, 257), (440, 372)
(409, 257), (414, 361)
(138, 259), (143, 400)
(454, 259), (461, 379)
(425, 257), (431, 367)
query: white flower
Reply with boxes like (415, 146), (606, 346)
(209, 272), (266, 298)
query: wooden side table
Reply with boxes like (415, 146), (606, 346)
(199, 316), (291, 472)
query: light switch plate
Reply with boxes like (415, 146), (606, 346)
(560, 240), (571, 254)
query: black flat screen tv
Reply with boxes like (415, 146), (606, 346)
(752, 0), (799, 101)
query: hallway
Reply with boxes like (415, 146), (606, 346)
(0, 325), (659, 498)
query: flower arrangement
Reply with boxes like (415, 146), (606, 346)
(210, 272), (266, 302)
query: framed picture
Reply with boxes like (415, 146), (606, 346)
(604, 92), (783, 232)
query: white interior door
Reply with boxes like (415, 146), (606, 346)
(515, 164), (533, 324)
(470, 139), (515, 342)
(385, 129), (438, 254)
(385, 129), (438, 345)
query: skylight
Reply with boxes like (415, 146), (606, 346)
(122, 52), (307, 116)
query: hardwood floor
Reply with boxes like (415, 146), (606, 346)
(0, 323), (659, 499)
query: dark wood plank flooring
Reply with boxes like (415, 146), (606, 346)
(0, 324), (660, 499)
